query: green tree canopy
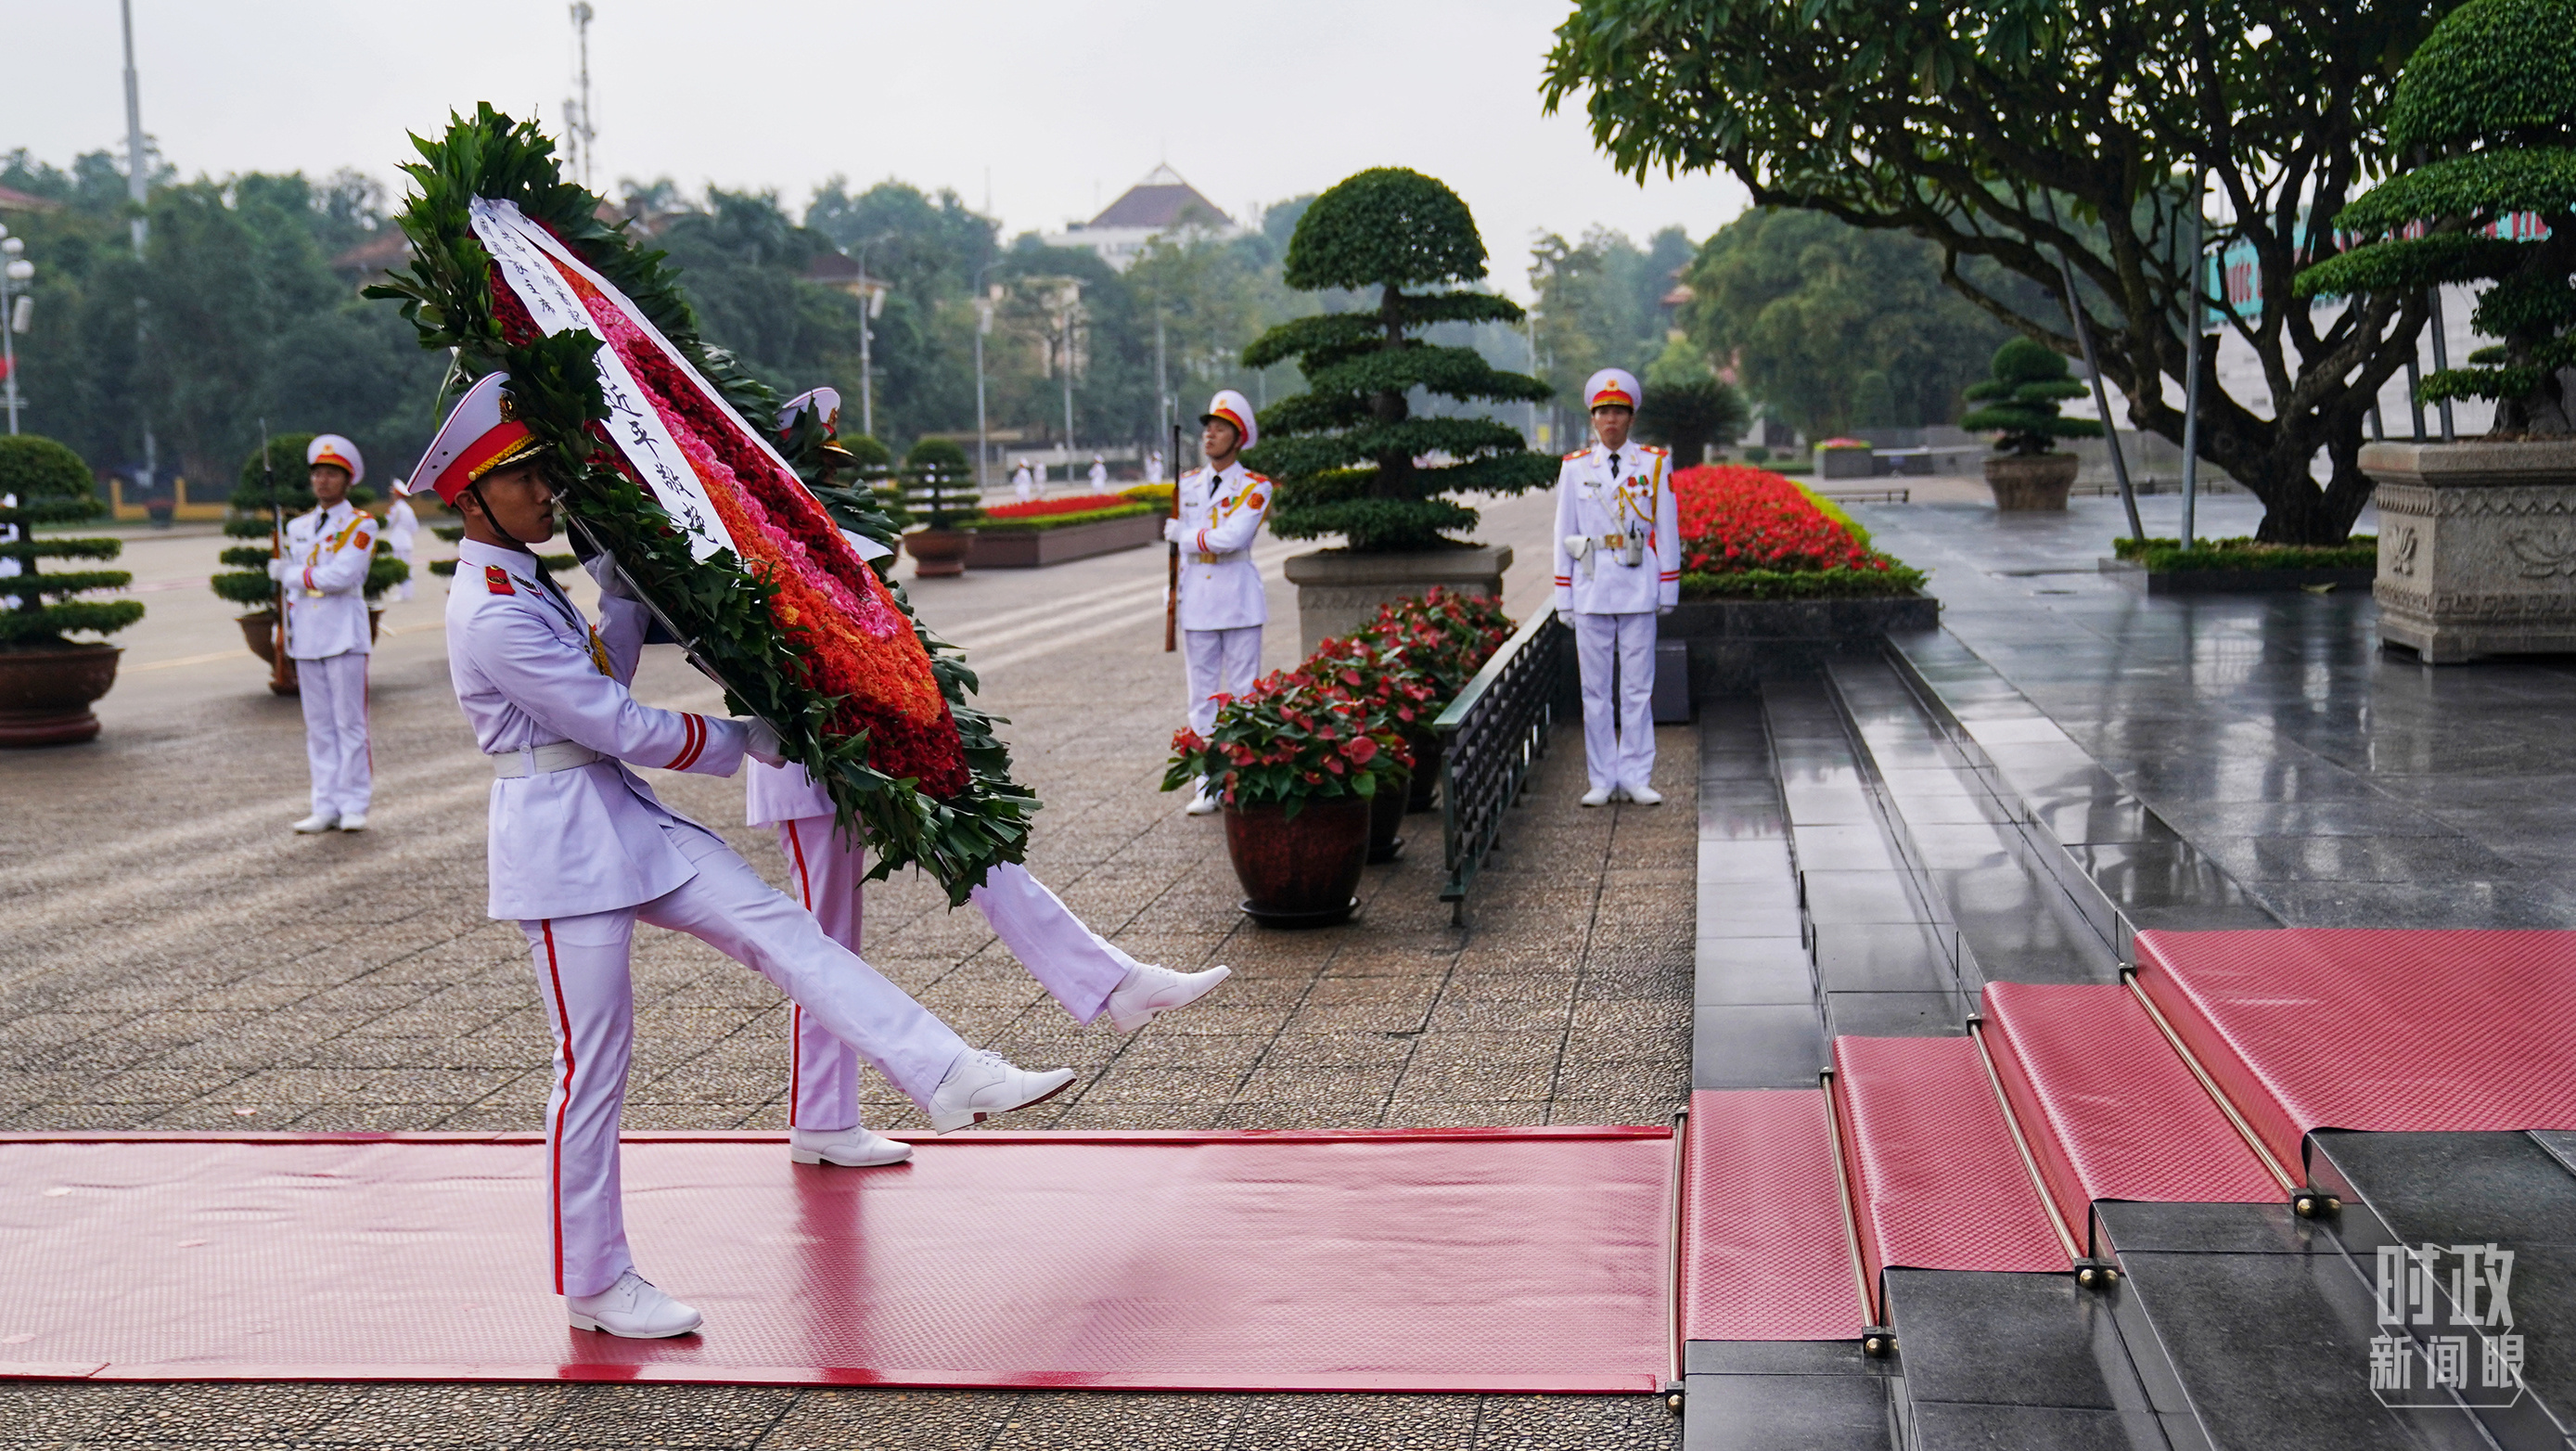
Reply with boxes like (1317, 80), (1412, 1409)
(1634, 336), (1751, 461)
(1543, 0), (2465, 545)
(1680, 210), (2025, 439)
(1241, 169), (1554, 552)
(0, 434), (141, 645)
(1961, 337), (2107, 455)
(1527, 225), (1696, 440)
(2298, 0), (2576, 435)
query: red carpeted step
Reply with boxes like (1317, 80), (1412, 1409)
(0, 1129), (1671, 1392)
(1679, 1089), (1867, 1341)
(1980, 982), (2286, 1252)
(2134, 929), (2576, 1175)
(1829, 1037), (2069, 1305)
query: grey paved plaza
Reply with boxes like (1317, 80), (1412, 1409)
(0, 490), (1691, 1449)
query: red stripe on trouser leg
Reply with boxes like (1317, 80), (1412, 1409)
(777, 816), (865, 1134)
(524, 910), (639, 1299)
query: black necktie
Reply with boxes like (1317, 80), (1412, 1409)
(1608, 451), (1621, 479)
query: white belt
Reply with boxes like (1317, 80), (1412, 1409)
(492, 741), (604, 778)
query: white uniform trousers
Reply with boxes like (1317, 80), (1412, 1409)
(295, 650), (371, 818)
(1184, 625), (1262, 737)
(521, 823), (968, 1298)
(1572, 610), (1658, 795)
(774, 815), (1134, 1133)
(390, 546), (416, 601)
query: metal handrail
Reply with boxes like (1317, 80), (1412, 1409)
(1434, 605), (1572, 926)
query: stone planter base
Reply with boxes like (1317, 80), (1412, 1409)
(1224, 797), (1368, 927)
(966, 513), (1161, 568)
(904, 528), (974, 578)
(1983, 453), (2077, 510)
(1282, 546), (1512, 656)
(1660, 597), (1940, 697)
(0, 642), (123, 747)
(2096, 559), (2379, 595)
(2362, 440), (2576, 662)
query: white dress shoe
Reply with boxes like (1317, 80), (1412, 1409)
(1185, 778), (1222, 815)
(292, 813), (339, 833)
(1579, 787), (1613, 808)
(567, 1268), (701, 1338)
(335, 812), (368, 831)
(788, 1124), (914, 1167)
(926, 1049), (1077, 1134)
(1624, 785), (1664, 806)
(1105, 963), (1232, 1034)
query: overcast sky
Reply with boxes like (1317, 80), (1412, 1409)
(3, 1), (1749, 299)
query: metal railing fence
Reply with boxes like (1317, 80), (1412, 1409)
(1434, 606), (1573, 926)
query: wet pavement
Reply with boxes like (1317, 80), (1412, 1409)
(1849, 493), (2576, 930)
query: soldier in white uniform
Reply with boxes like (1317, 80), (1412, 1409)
(270, 434), (378, 833)
(1164, 390), (1272, 815)
(1552, 368), (1680, 807)
(1088, 453), (1109, 491)
(1011, 460), (1034, 503)
(418, 373), (1076, 1341)
(383, 478), (420, 602)
(750, 390), (1232, 1169)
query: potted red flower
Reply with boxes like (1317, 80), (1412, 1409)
(1350, 586), (1515, 810)
(1299, 635), (1435, 862)
(1164, 667), (1411, 926)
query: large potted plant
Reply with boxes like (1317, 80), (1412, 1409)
(0, 435), (145, 746)
(2296, 0), (2576, 661)
(899, 437), (982, 578)
(1164, 667), (1409, 926)
(1245, 168), (1556, 651)
(1351, 586), (1517, 811)
(1960, 337), (2102, 510)
(1299, 635), (1435, 862)
(211, 434), (408, 693)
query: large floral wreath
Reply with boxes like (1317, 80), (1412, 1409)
(368, 107), (1032, 901)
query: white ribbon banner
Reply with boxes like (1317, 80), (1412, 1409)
(468, 197), (739, 564)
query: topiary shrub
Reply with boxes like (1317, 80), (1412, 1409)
(1241, 168), (1556, 552)
(211, 434), (407, 611)
(1635, 338), (1750, 465)
(901, 437), (982, 532)
(2295, 0), (2576, 436)
(0, 436), (144, 648)
(1960, 338), (2106, 456)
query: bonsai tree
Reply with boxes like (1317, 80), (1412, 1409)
(212, 434), (408, 610)
(1241, 168), (1555, 551)
(901, 437), (983, 533)
(0, 435), (144, 648)
(1635, 337), (1751, 464)
(2295, 0), (2576, 436)
(1960, 338), (2104, 456)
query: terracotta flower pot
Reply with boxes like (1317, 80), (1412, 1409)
(1224, 796), (1369, 927)
(0, 642), (123, 747)
(1366, 777), (1407, 864)
(239, 609), (384, 696)
(904, 528), (974, 578)
(1981, 453), (2078, 511)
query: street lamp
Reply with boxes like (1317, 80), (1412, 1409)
(1055, 282), (1082, 478)
(972, 261), (997, 494)
(851, 232), (894, 438)
(0, 232), (32, 435)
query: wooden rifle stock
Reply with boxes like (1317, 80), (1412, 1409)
(1163, 421), (1181, 652)
(261, 423), (289, 694)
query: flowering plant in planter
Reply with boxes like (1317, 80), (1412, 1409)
(1673, 465), (1924, 600)
(1302, 635), (1439, 749)
(1162, 667), (1412, 815)
(1348, 586), (1515, 708)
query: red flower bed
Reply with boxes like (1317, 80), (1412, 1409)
(981, 493), (1139, 520)
(1674, 465), (1890, 575)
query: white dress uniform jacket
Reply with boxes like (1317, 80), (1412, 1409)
(277, 501), (378, 659)
(446, 539), (748, 920)
(1174, 461), (1272, 631)
(1551, 442), (1681, 616)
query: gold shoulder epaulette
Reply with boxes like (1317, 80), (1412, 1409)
(1245, 471), (1272, 484)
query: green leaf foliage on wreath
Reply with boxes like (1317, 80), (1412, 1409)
(365, 106), (1032, 901)
(0, 435), (144, 647)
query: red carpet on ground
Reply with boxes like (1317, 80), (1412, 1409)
(1677, 1090), (1866, 1341)
(2134, 929), (2576, 1174)
(0, 1128), (1672, 1393)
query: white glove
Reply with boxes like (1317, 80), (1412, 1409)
(266, 558), (287, 582)
(1563, 534), (1595, 560)
(1658, 604), (1675, 617)
(1161, 518), (1184, 545)
(585, 552), (639, 601)
(743, 718), (786, 768)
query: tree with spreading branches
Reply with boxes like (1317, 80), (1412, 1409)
(1241, 168), (1555, 552)
(1543, 1), (2466, 544)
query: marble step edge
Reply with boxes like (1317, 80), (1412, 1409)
(1874, 630), (2276, 964)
